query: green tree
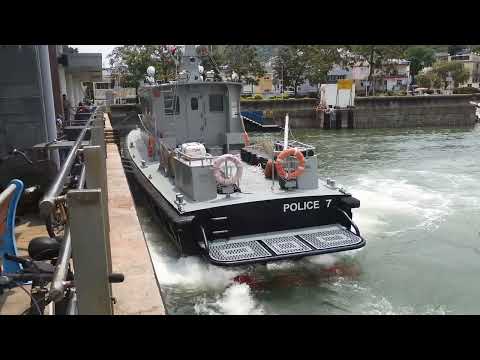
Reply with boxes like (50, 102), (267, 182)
(222, 45), (265, 84)
(272, 46), (310, 96)
(406, 46), (435, 77)
(302, 45), (343, 86)
(108, 45), (180, 87)
(415, 72), (442, 89)
(431, 61), (470, 87)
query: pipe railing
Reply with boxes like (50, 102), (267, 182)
(48, 164), (86, 302)
(40, 107), (113, 314)
(39, 113), (97, 217)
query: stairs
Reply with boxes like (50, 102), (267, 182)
(105, 128), (120, 145)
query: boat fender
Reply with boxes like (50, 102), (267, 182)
(275, 148), (305, 180)
(213, 154), (243, 186)
(147, 136), (155, 158)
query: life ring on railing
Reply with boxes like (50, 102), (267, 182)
(213, 154), (243, 186)
(275, 148), (305, 180)
(147, 136), (155, 158)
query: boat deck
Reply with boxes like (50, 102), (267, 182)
(127, 129), (345, 213)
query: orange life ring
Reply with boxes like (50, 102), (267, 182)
(147, 136), (155, 158)
(275, 148), (305, 180)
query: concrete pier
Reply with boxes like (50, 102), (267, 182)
(105, 115), (165, 315)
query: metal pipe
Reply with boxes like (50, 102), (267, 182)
(65, 291), (78, 315)
(48, 163), (87, 303)
(48, 225), (72, 302)
(77, 164), (86, 190)
(39, 117), (92, 217)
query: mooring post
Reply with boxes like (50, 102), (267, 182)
(83, 146), (112, 276)
(67, 189), (113, 315)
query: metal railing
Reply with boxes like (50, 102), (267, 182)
(39, 106), (114, 315)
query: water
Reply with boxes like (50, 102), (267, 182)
(130, 124), (480, 314)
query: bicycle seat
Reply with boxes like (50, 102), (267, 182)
(28, 237), (61, 261)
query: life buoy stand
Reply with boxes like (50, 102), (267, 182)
(275, 148), (305, 180)
(147, 136), (155, 158)
(213, 154), (243, 186)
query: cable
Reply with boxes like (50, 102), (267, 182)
(14, 281), (43, 315)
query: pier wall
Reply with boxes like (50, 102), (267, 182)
(240, 99), (318, 128)
(240, 94), (480, 129)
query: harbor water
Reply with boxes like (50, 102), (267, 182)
(130, 124), (480, 314)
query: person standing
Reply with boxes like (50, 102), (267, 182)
(62, 94), (72, 125)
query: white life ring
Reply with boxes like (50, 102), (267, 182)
(213, 154), (243, 186)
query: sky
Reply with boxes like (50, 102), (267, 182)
(71, 45), (121, 67)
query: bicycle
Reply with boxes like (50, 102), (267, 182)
(1, 251), (124, 315)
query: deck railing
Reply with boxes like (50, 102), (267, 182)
(39, 106), (113, 315)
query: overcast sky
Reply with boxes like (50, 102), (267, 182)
(71, 45), (121, 67)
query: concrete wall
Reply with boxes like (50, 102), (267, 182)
(240, 98), (318, 128)
(352, 94), (480, 128)
(0, 46), (49, 156)
(241, 95), (480, 129)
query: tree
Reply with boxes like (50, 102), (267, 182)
(406, 46), (435, 77)
(347, 45), (410, 95)
(108, 45), (180, 87)
(431, 61), (470, 87)
(415, 72), (442, 89)
(272, 46), (310, 96)
(302, 45), (343, 86)
(222, 45), (265, 84)
(417, 61), (469, 89)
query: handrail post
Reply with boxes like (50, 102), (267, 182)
(67, 189), (113, 315)
(90, 118), (106, 158)
(83, 146), (112, 276)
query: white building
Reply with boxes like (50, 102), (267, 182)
(93, 68), (137, 105)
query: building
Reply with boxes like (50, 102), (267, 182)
(449, 51), (480, 88)
(0, 45), (101, 186)
(93, 68), (137, 105)
(326, 65), (352, 83)
(351, 59), (411, 94)
(382, 59), (411, 91)
(426, 50), (480, 88)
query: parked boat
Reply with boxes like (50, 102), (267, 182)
(123, 45), (366, 266)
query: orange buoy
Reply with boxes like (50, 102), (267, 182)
(264, 159), (273, 178)
(275, 148), (305, 180)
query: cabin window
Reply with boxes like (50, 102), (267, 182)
(164, 95), (180, 115)
(209, 94), (224, 112)
(191, 97), (198, 110)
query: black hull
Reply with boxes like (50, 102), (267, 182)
(121, 140), (365, 265)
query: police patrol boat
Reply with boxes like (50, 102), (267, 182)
(124, 45), (366, 266)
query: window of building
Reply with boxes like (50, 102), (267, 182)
(397, 80), (402, 86)
(191, 97), (198, 110)
(164, 95), (180, 115)
(209, 94), (224, 112)
(95, 82), (110, 90)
